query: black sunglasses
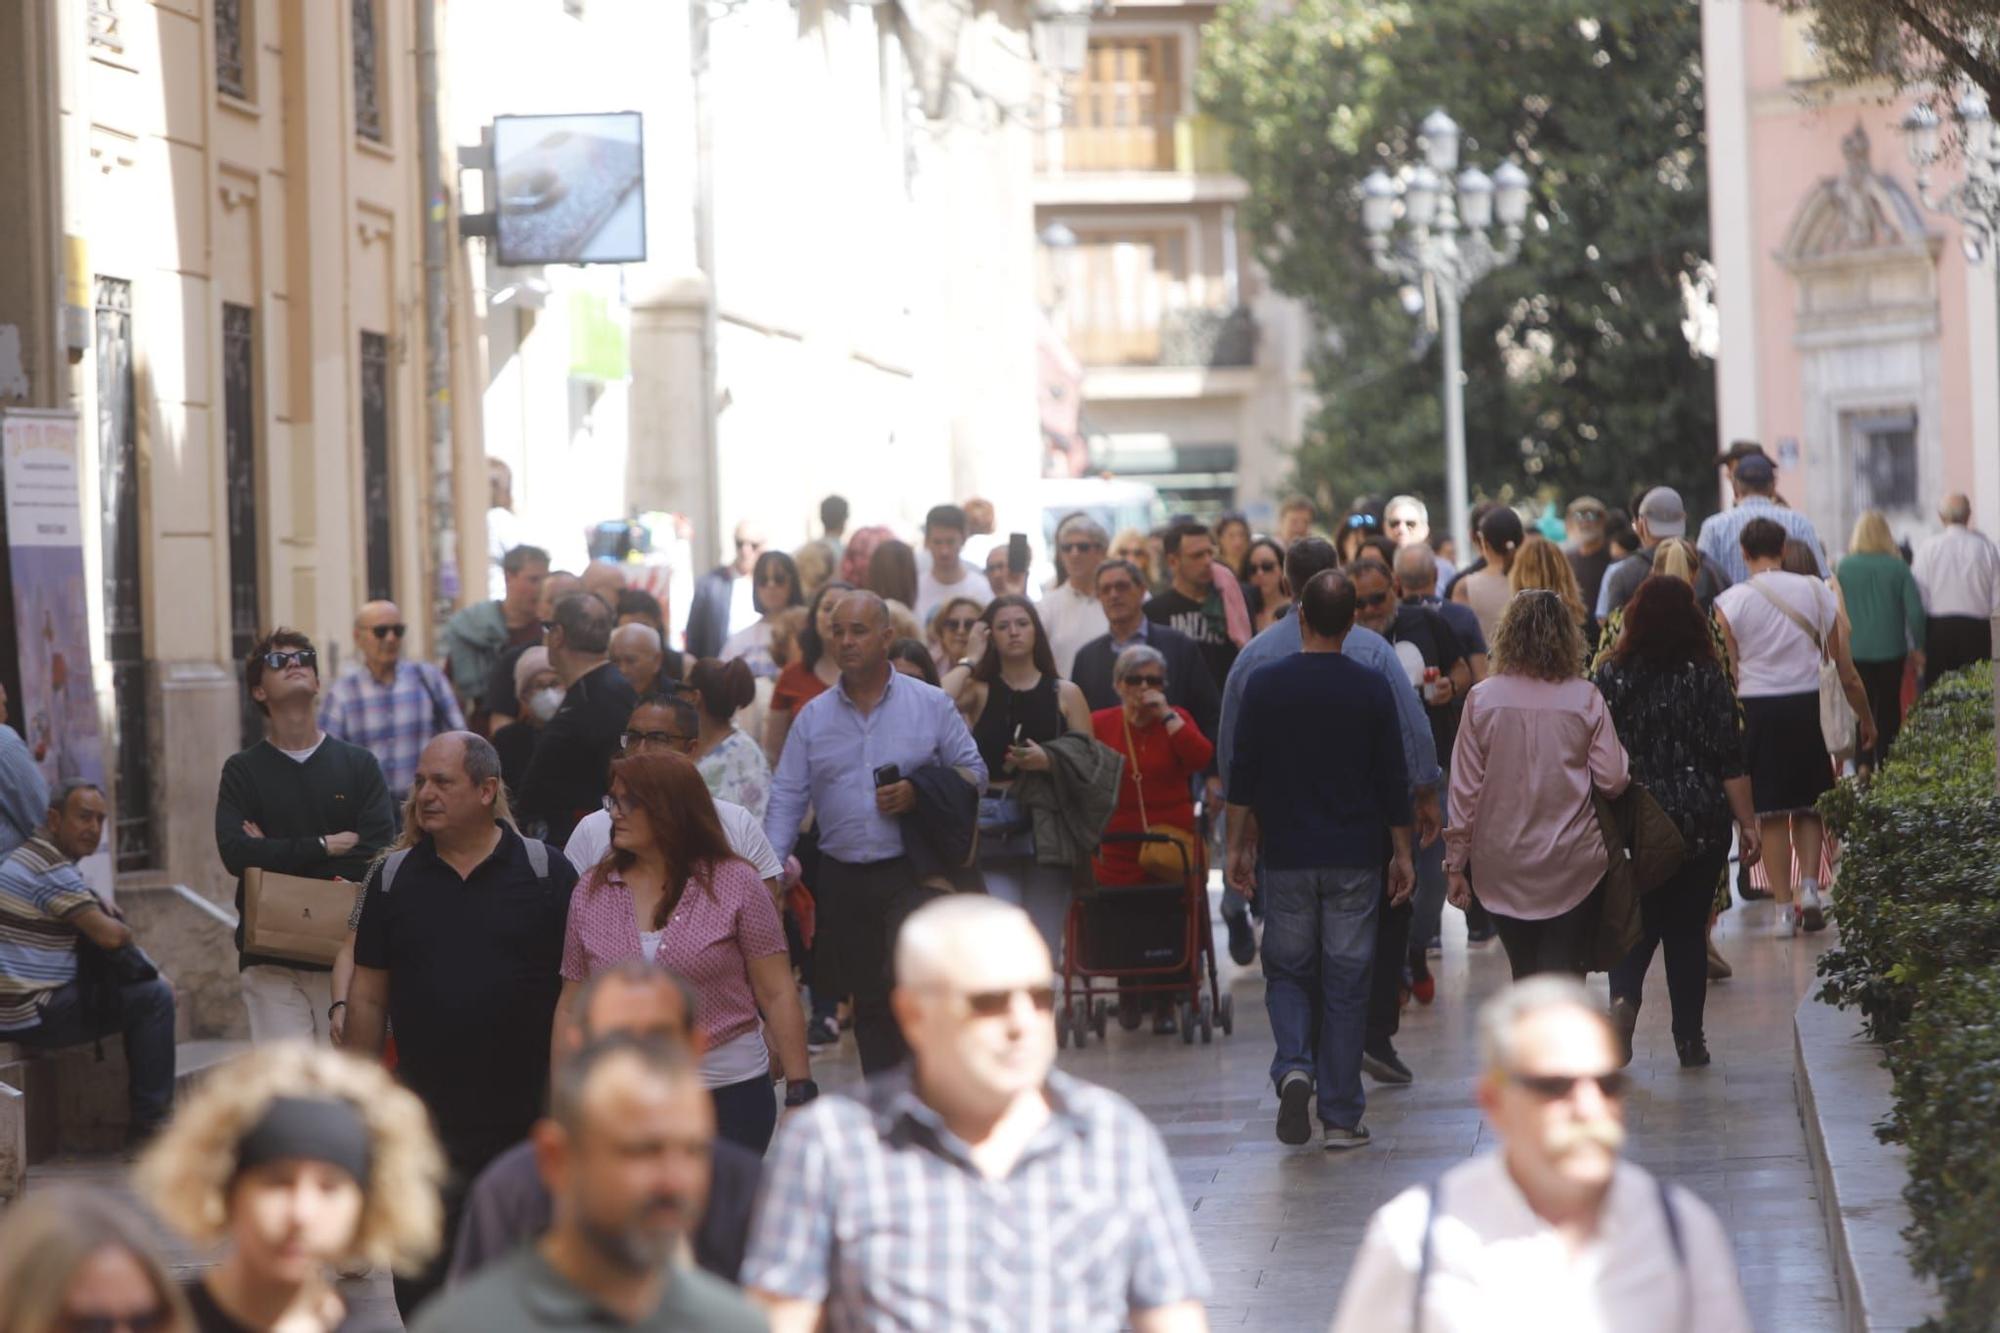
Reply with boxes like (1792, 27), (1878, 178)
(621, 729), (693, 750)
(941, 617), (979, 632)
(1508, 1070), (1630, 1101)
(1357, 591), (1392, 608)
(1124, 674), (1165, 689)
(1249, 560), (1280, 574)
(63, 1312), (173, 1333)
(962, 984), (1057, 1017)
(262, 649), (317, 671)
(370, 623), (407, 640)
(1060, 540), (1102, 555)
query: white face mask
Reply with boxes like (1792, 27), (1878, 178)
(527, 687), (564, 722)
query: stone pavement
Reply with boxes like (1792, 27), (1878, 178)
(27, 889), (1844, 1331)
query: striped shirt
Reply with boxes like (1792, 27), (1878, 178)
(1695, 496), (1828, 585)
(0, 837), (100, 1031)
(319, 660), (466, 799)
(742, 1069), (1210, 1331)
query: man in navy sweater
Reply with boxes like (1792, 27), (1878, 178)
(1226, 569), (1413, 1153)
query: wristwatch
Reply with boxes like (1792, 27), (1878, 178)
(783, 1078), (820, 1108)
(955, 658), (976, 672)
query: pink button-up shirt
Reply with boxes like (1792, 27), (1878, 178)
(1445, 675), (1629, 921)
(561, 857), (787, 1049)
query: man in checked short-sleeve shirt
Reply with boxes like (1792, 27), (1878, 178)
(742, 895), (1211, 1332)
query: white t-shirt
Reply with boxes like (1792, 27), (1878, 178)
(639, 930), (772, 1089)
(726, 573), (761, 638)
(1040, 580), (1109, 679)
(915, 564), (985, 625)
(563, 798), (784, 880)
(1715, 571), (1838, 698)
(276, 735), (327, 764)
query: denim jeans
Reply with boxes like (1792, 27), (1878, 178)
(1260, 865), (1380, 1129)
(11, 977), (177, 1129)
(1412, 771), (1450, 950)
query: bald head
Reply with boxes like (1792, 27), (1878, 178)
(580, 561), (627, 609)
(832, 589), (888, 629)
(1394, 543), (1439, 595)
(1942, 493), (1973, 526)
(537, 571), (583, 622)
(413, 730), (503, 835)
(354, 599), (405, 677)
(895, 895), (1049, 990)
(609, 622), (665, 695)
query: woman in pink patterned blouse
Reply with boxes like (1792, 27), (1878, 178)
(556, 751), (810, 1154)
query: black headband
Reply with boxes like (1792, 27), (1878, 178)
(235, 1096), (372, 1186)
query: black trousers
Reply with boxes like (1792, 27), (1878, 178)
(818, 855), (941, 1076)
(1492, 888), (1602, 981)
(1364, 897), (1412, 1051)
(393, 1127), (514, 1318)
(1855, 655), (1906, 769)
(1607, 848), (1727, 1042)
(1924, 615), (1991, 688)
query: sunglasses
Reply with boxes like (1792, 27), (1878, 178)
(941, 617), (979, 633)
(1249, 560), (1280, 574)
(1123, 674), (1165, 689)
(262, 649), (317, 671)
(756, 572), (793, 586)
(1385, 517), (1421, 531)
(959, 984), (1057, 1018)
(1060, 541), (1102, 555)
(621, 729), (693, 750)
(370, 623), (408, 640)
(1508, 1070), (1630, 1101)
(1344, 514), (1380, 530)
(1356, 591), (1392, 608)
(62, 1313), (173, 1333)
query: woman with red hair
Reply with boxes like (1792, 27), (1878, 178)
(555, 751), (811, 1152)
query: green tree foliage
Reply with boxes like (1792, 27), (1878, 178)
(1200, 0), (1715, 519)
(1777, 0), (2000, 104)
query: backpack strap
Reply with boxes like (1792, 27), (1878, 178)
(1413, 1177), (1440, 1332)
(1745, 575), (1829, 661)
(380, 848), (413, 897)
(523, 835), (550, 882)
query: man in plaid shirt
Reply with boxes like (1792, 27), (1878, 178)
(320, 600), (465, 802)
(743, 896), (1211, 1332)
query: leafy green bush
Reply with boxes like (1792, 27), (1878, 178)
(1815, 664), (2000, 1329)
(1817, 664), (2000, 1042)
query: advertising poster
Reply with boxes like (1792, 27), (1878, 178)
(2, 409), (112, 889)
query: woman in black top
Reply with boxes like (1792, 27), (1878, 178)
(138, 1044), (444, 1333)
(940, 595), (1094, 952)
(1592, 576), (1763, 1068)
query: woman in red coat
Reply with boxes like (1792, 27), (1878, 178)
(1091, 643), (1214, 885)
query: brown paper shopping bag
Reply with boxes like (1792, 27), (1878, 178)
(241, 868), (357, 966)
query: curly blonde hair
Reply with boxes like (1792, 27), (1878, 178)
(1507, 536), (1589, 627)
(135, 1042), (445, 1274)
(1490, 588), (1588, 682)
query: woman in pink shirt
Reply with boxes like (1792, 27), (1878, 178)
(556, 751), (810, 1154)
(1446, 590), (1630, 979)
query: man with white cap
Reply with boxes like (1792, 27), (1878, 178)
(1595, 487), (1731, 621)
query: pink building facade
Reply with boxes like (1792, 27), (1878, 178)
(1703, 1), (2000, 549)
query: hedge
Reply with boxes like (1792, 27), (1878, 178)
(1816, 663), (2000, 1330)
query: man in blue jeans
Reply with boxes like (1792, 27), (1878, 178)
(1226, 570), (1414, 1150)
(0, 780), (176, 1141)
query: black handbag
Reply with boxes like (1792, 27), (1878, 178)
(74, 937), (160, 1037)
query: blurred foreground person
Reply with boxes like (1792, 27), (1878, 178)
(0, 1186), (194, 1333)
(1329, 977), (1751, 1333)
(414, 1035), (763, 1333)
(138, 1042), (443, 1332)
(744, 895), (1210, 1332)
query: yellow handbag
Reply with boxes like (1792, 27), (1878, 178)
(1123, 710), (1199, 884)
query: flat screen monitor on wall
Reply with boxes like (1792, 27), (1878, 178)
(492, 112), (646, 266)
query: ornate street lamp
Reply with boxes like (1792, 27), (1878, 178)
(1361, 110), (1534, 562)
(1901, 91), (2000, 261)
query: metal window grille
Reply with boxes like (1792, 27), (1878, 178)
(216, 0), (247, 98)
(352, 0), (383, 142)
(359, 331), (394, 601)
(223, 303), (263, 749)
(96, 276), (155, 871)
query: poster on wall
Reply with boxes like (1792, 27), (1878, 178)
(1, 409), (112, 891)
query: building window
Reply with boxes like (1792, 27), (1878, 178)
(1051, 227), (1191, 365)
(359, 331), (394, 601)
(223, 304), (262, 750)
(352, 0), (383, 142)
(216, 0), (248, 98)
(1849, 410), (1919, 515)
(1063, 36), (1183, 171)
(96, 276), (155, 871)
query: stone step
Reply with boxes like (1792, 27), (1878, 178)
(0, 1036), (246, 1199)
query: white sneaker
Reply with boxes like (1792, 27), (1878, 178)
(1799, 880), (1827, 933)
(1774, 904), (1800, 937)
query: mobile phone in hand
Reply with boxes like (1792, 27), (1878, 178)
(1008, 533), (1030, 575)
(873, 763), (902, 788)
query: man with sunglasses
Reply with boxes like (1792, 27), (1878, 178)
(1331, 976), (1750, 1332)
(746, 895), (1210, 1332)
(1040, 513), (1110, 676)
(216, 629), (397, 1042)
(1384, 494), (1455, 588)
(320, 600), (465, 803)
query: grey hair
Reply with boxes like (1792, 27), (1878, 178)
(1112, 644), (1168, 685)
(552, 591), (612, 654)
(48, 779), (103, 814)
(1477, 975), (1611, 1074)
(1942, 493), (1973, 525)
(1394, 543), (1439, 591)
(895, 894), (1046, 988)
(1056, 513), (1110, 547)
(1385, 494), (1429, 524)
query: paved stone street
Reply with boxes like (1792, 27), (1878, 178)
(30, 886), (1843, 1331)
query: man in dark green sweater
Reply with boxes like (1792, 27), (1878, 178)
(215, 628), (396, 1042)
